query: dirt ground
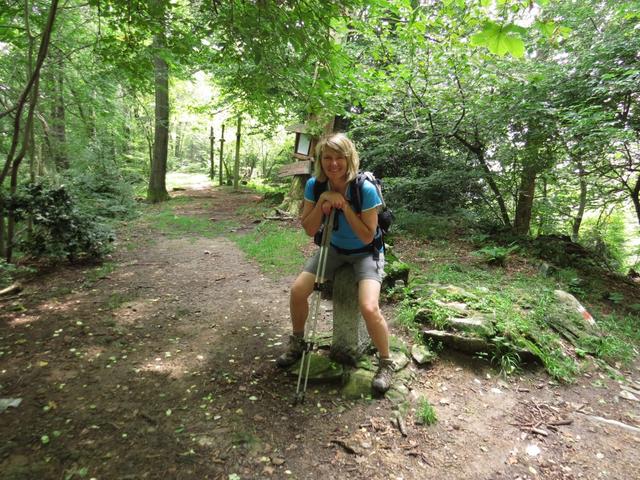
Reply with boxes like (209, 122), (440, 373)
(1, 185), (640, 480)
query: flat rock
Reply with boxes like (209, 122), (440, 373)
(289, 354), (344, 382)
(422, 329), (491, 354)
(341, 369), (375, 399)
(448, 316), (491, 333)
(411, 344), (437, 365)
(389, 351), (410, 371)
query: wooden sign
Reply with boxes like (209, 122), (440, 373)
(278, 160), (312, 177)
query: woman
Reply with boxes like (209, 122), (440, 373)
(276, 132), (394, 394)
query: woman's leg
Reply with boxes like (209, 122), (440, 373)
(358, 279), (390, 358)
(289, 271), (316, 334)
(277, 271), (316, 368)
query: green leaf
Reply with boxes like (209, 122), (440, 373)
(470, 22), (525, 58)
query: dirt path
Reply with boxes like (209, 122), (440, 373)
(1, 186), (639, 480)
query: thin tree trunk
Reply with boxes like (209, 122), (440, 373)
(572, 162), (588, 242)
(147, 0), (170, 203)
(1, 0), (58, 261)
(514, 163), (537, 236)
(209, 126), (215, 180)
(50, 52), (67, 169)
(631, 173), (640, 227)
(234, 115), (242, 191)
(219, 124), (225, 186)
(453, 132), (511, 228)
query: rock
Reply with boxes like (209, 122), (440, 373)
(553, 290), (596, 326)
(196, 436), (216, 447)
(433, 299), (468, 314)
(289, 354), (344, 382)
(434, 284), (478, 301)
(385, 388), (407, 405)
(341, 369), (375, 399)
(422, 329), (492, 354)
(389, 351), (410, 371)
(448, 316), (492, 334)
(411, 344), (437, 365)
(526, 444), (541, 457)
(538, 262), (556, 276)
(619, 390), (639, 402)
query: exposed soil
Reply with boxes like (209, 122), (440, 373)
(1, 185), (639, 480)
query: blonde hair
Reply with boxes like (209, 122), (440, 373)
(314, 132), (360, 183)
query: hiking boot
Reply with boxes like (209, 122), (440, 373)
(276, 335), (305, 368)
(372, 357), (394, 394)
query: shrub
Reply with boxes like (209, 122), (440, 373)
(11, 182), (114, 261)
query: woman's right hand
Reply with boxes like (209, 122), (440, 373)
(321, 201), (332, 216)
(320, 191), (346, 210)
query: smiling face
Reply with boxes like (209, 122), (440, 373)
(321, 147), (348, 183)
(314, 133), (360, 183)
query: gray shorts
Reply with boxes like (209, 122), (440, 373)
(303, 246), (385, 284)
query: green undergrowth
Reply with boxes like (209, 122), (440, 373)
(142, 198), (238, 237)
(393, 239), (639, 383)
(233, 221), (309, 278)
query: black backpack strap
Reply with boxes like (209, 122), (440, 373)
(312, 179), (328, 203)
(351, 173), (365, 213)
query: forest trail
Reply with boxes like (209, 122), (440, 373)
(1, 185), (640, 480)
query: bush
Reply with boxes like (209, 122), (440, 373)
(579, 212), (627, 272)
(10, 182), (114, 261)
(384, 172), (477, 214)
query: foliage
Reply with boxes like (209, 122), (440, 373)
(416, 397), (437, 426)
(9, 183), (114, 261)
(392, 209), (458, 240)
(233, 221), (309, 278)
(0, 259), (35, 289)
(473, 244), (519, 267)
(383, 174), (478, 214)
(579, 212), (628, 272)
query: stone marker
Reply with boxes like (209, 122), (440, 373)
(330, 264), (370, 365)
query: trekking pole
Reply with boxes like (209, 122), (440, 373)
(294, 209), (335, 404)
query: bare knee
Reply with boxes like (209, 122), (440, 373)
(360, 301), (382, 321)
(290, 273), (314, 303)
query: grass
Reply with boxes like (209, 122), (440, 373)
(416, 397), (437, 426)
(83, 262), (116, 287)
(392, 223), (640, 383)
(143, 200), (238, 238)
(233, 221), (309, 277)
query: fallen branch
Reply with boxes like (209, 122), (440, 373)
(0, 283), (22, 296)
(580, 413), (640, 434)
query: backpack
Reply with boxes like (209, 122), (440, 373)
(312, 171), (394, 259)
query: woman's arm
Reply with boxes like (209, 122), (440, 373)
(341, 204), (378, 245)
(300, 198), (326, 237)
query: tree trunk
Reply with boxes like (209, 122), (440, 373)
(514, 163), (537, 236)
(219, 124), (225, 186)
(631, 173), (640, 227)
(571, 162), (588, 241)
(453, 132), (511, 228)
(234, 115), (242, 191)
(209, 126), (215, 180)
(147, 0), (170, 203)
(174, 121), (183, 159)
(50, 52), (68, 170)
(0, 0), (59, 187)
(1, 0), (58, 261)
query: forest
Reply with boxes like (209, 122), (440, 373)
(1, 0), (638, 273)
(1, 1), (640, 479)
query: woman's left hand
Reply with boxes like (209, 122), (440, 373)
(321, 191), (347, 210)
